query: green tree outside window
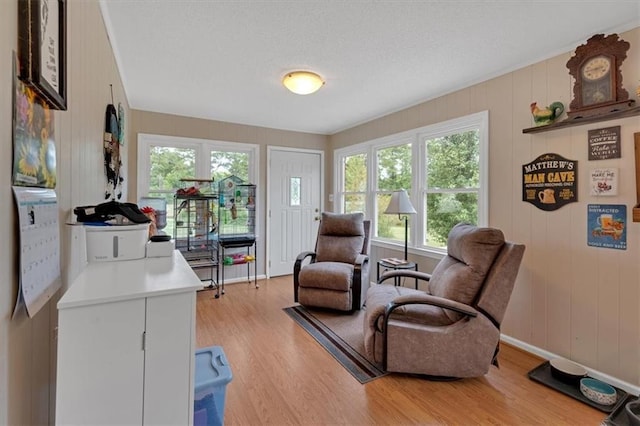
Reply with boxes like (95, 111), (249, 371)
(343, 153), (367, 214)
(424, 130), (479, 246)
(377, 144), (411, 240)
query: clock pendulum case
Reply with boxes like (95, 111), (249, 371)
(566, 33), (635, 119)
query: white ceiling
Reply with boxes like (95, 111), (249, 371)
(100, 1), (639, 135)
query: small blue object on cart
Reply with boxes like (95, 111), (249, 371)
(194, 346), (233, 426)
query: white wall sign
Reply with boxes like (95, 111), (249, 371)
(590, 167), (618, 196)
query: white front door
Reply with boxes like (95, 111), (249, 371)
(268, 148), (322, 277)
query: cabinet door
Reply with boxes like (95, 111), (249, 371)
(143, 291), (196, 425)
(56, 298), (146, 425)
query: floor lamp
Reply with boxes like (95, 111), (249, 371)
(384, 190), (416, 261)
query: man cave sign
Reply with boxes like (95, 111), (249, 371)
(522, 153), (578, 211)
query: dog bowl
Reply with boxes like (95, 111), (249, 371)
(579, 378), (617, 405)
(625, 400), (640, 426)
(549, 358), (587, 385)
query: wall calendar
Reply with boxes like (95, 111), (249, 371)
(12, 186), (61, 318)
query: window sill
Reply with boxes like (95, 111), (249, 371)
(371, 239), (446, 261)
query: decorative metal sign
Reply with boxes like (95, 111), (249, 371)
(588, 126), (621, 160)
(587, 204), (626, 250)
(522, 153), (578, 211)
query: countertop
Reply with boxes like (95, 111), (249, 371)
(58, 250), (202, 309)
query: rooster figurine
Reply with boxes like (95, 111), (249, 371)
(530, 101), (564, 126)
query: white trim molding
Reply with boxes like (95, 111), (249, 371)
(501, 334), (640, 397)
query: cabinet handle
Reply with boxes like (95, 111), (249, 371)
(142, 331), (146, 351)
(113, 235), (119, 258)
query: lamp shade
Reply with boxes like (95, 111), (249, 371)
(282, 71), (324, 95)
(384, 190), (416, 215)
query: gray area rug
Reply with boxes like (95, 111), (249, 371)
(283, 305), (387, 384)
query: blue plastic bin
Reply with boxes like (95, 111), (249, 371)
(194, 346), (233, 426)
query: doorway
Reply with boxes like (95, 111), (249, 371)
(267, 148), (323, 277)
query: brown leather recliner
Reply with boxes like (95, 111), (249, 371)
(363, 223), (525, 379)
(294, 212), (371, 312)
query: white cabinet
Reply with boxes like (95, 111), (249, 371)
(56, 251), (202, 425)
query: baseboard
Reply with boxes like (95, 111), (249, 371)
(501, 334), (640, 396)
(220, 274), (267, 285)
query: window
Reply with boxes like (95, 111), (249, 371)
(149, 146), (196, 192)
(376, 142), (412, 241)
(422, 130), (480, 248)
(334, 111), (488, 253)
(341, 153), (367, 214)
(137, 134), (258, 236)
(211, 151), (249, 183)
(290, 177), (301, 206)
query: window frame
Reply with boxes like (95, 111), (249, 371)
(334, 111), (488, 256)
(137, 133), (259, 199)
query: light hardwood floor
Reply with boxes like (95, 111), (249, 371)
(196, 276), (607, 425)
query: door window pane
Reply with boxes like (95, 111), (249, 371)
(290, 177), (301, 206)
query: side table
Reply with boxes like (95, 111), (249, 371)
(377, 259), (418, 289)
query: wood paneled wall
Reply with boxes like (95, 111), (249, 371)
(0, 2), (130, 423)
(330, 27), (640, 388)
(1, 2), (637, 423)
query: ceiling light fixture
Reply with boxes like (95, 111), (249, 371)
(282, 71), (325, 95)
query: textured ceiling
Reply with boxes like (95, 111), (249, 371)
(100, 1), (639, 135)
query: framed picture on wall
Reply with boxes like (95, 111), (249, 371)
(589, 168), (618, 196)
(18, 0), (67, 110)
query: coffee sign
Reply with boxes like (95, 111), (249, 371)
(522, 153), (578, 211)
(588, 126), (621, 160)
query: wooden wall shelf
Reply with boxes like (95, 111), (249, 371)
(522, 105), (640, 134)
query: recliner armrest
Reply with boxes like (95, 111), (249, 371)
(295, 251), (316, 263)
(354, 254), (369, 267)
(378, 269), (432, 284)
(293, 251), (316, 302)
(388, 293), (479, 318)
(352, 254), (370, 311)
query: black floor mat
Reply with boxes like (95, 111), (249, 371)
(528, 361), (630, 414)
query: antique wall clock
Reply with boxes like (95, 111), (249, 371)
(566, 33), (634, 119)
